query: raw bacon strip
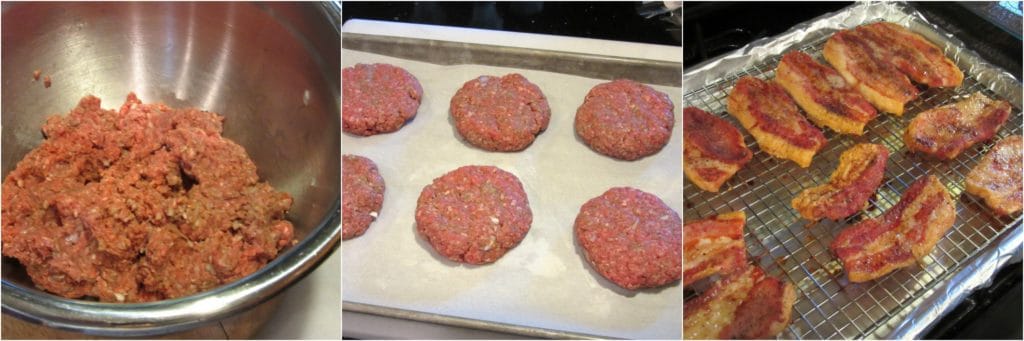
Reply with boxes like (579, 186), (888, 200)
(727, 76), (827, 168)
(684, 211), (747, 286)
(856, 22), (963, 88)
(776, 51), (878, 135)
(905, 92), (1011, 160)
(684, 107), (752, 192)
(830, 175), (955, 282)
(791, 143), (889, 221)
(684, 265), (796, 339)
(823, 28), (919, 116)
(966, 135), (1023, 216)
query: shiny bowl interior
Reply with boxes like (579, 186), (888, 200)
(1, 2), (340, 336)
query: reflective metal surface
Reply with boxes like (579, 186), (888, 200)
(342, 34), (682, 339)
(1, 1), (340, 336)
(683, 2), (1022, 339)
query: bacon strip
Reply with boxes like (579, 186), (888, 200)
(776, 51), (878, 135)
(966, 135), (1023, 216)
(791, 143), (889, 221)
(823, 28), (919, 116)
(684, 107), (753, 192)
(684, 265), (796, 339)
(830, 175), (955, 282)
(684, 211), (747, 286)
(905, 92), (1011, 160)
(727, 76), (827, 168)
(856, 22), (963, 88)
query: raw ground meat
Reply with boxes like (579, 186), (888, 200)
(343, 63), (423, 136)
(450, 73), (551, 152)
(415, 165), (532, 264)
(342, 154), (385, 240)
(574, 187), (682, 290)
(574, 79), (675, 161)
(1, 93), (296, 303)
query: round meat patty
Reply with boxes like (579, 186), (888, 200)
(575, 187), (682, 290)
(343, 155), (385, 240)
(575, 79), (675, 161)
(415, 165), (532, 264)
(343, 63), (423, 136)
(450, 73), (551, 152)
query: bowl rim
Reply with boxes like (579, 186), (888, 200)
(1, 0), (342, 336)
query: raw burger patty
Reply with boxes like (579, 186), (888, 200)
(575, 79), (675, 161)
(450, 73), (551, 152)
(342, 155), (385, 240)
(575, 187), (682, 289)
(343, 63), (423, 136)
(415, 165), (532, 264)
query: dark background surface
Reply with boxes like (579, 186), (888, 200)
(343, 2), (681, 46)
(342, 2), (1021, 339)
(683, 1), (851, 66)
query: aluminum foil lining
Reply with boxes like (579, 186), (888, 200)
(685, 1), (1022, 107)
(682, 1), (1022, 339)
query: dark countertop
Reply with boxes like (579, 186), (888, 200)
(683, 2), (851, 67)
(911, 2), (1022, 80)
(343, 2), (680, 47)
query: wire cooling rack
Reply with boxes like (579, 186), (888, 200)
(683, 25), (1023, 339)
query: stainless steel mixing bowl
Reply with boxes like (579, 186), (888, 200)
(1, 2), (340, 337)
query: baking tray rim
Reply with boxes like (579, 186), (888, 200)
(343, 32), (682, 87)
(341, 32), (682, 340)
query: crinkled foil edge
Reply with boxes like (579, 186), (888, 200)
(683, 1), (1023, 339)
(684, 1), (1022, 107)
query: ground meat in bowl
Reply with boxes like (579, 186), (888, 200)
(1, 93), (296, 303)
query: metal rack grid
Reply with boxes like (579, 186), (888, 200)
(682, 24), (1023, 339)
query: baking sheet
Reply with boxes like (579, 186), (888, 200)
(341, 48), (682, 339)
(683, 2), (1022, 339)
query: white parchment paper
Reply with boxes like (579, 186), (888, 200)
(342, 49), (682, 339)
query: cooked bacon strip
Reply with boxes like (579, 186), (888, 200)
(856, 22), (963, 88)
(684, 211), (747, 286)
(830, 175), (955, 282)
(776, 51), (878, 135)
(684, 265), (796, 339)
(905, 92), (1011, 160)
(727, 76), (827, 168)
(792, 143), (889, 221)
(823, 28), (919, 116)
(966, 135), (1023, 216)
(684, 107), (753, 192)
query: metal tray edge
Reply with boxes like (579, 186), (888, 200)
(680, 1), (1023, 339)
(342, 33), (683, 340)
(889, 219), (1022, 338)
(343, 32), (682, 87)
(342, 301), (612, 340)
